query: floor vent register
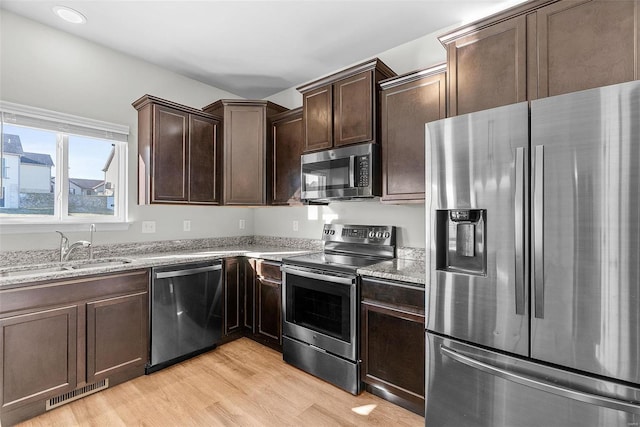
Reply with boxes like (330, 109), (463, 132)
(46, 378), (109, 410)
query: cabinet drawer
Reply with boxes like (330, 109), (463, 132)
(255, 260), (281, 281)
(361, 277), (425, 314)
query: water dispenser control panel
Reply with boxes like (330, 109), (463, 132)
(436, 209), (487, 276)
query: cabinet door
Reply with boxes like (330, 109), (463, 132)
(333, 71), (373, 147)
(361, 302), (425, 414)
(152, 105), (188, 202)
(0, 306), (78, 411)
(243, 259), (255, 332)
(189, 115), (219, 204)
(86, 292), (148, 383)
(256, 277), (281, 345)
(303, 85), (333, 152)
(381, 73), (446, 203)
(272, 112), (303, 205)
(447, 15), (527, 116)
(223, 105), (266, 205)
(532, 0), (639, 99)
(223, 258), (242, 336)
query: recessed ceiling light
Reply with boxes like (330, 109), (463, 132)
(52, 6), (87, 24)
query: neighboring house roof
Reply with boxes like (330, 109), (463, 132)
(3, 134), (55, 167)
(21, 152), (54, 167)
(69, 178), (105, 190)
(2, 134), (24, 155)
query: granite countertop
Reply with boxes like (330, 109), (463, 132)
(0, 241), (317, 289)
(357, 257), (426, 286)
(0, 237), (426, 289)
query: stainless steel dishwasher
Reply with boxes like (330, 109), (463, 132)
(147, 260), (223, 373)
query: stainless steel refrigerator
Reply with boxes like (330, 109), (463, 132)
(424, 80), (640, 427)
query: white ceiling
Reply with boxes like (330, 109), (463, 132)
(1, 0), (527, 99)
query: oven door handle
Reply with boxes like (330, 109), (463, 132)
(282, 265), (355, 286)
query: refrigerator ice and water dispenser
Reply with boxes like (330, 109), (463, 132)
(436, 209), (487, 276)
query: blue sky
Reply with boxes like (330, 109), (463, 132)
(3, 124), (113, 180)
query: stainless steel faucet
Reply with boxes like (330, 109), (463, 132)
(55, 224), (95, 262)
(89, 223), (96, 260)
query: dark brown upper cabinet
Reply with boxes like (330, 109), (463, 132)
(297, 58), (396, 153)
(133, 95), (221, 205)
(531, 0), (640, 99)
(440, 0), (640, 116)
(203, 100), (287, 206)
(379, 65), (446, 204)
(271, 108), (303, 205)
(442, 14), (527, 116)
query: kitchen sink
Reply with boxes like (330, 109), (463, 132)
(69, 258), (134, 269)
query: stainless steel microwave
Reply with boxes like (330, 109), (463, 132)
(300, 143), (380, 202)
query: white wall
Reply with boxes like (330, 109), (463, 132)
(255, 202), (425, 248)
(0, 11), (252, 250)
(1, 10), (456, 251)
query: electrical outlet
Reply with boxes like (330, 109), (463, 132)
(293, 220), (299, 232)
(142, 221), (156, 233)
(239, 219), (246, 230)
(183, 220), (191, 232)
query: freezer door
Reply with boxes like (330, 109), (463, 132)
(425, 102), (529, 356)
(426, 333), (640, 427)
(530, 81), (640, 384)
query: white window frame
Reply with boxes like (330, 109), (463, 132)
(0, 101), (130, 233)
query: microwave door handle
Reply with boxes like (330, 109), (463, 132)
(349, 156), (355, 188)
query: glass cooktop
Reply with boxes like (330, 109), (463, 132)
(282, 252), (387, 274)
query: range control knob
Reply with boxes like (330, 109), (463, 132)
(368, 231), (375, 238)
(330, 230), (335, 235)
(375, 232), (383, 238)
(383, 232), (391, 238)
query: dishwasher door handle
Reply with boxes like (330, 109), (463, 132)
(155, 264), (221, 279)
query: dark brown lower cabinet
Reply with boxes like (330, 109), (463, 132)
(257, 278), (281, 341)
(222, 257), (255, 343)
(0, 270), (149, 426)
(86, 292), (148, 383)
(254, 260), (282, 349)
(222, 258), (282, 351)
(0, 306), (78, 414)
(361, 277), (425, 415)
(223, 257), (243, 339)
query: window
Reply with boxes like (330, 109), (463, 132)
(0, 101), (128, 224)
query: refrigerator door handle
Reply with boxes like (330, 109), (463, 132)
(514, 147), (525, 315)
(533, 145), (545, 318)
(440, 345), (640, 415)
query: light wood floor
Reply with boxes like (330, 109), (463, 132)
(18, 338), (424, 426)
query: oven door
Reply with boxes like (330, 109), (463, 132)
(282, 265), (357, 361)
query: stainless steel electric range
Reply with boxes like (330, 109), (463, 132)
(281, 223), (396, 394)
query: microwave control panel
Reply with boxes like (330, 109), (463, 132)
(356, 155), (370, 187)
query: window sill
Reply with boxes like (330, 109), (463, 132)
(0, 221), (131, 234)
